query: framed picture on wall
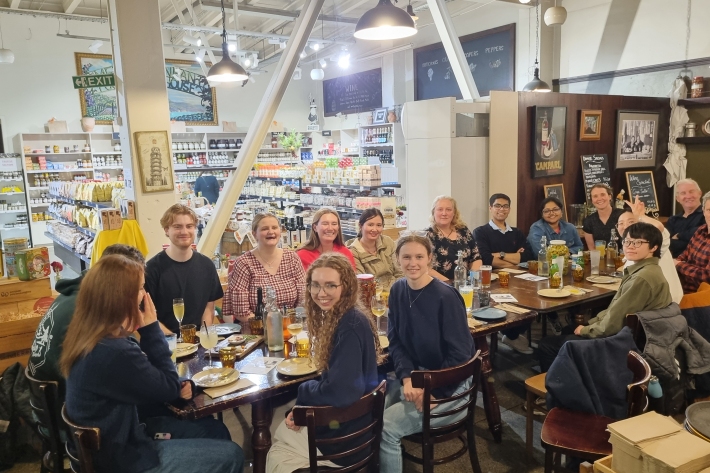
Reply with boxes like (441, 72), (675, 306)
(615, 111), (659, 169)
(75, 53), (117, 125)
(532, 106), (567, 178)
(134, 131), (174, 193)
(373, 107), (388, 124)
(579, 110), (602, 141)
(543, 184), (567, 221)
(164, 59), (218, 126)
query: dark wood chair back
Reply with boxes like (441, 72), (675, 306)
(61, 405), (100, 473)
(291, 380), (387, 473)
(627, 351), (651, 417)
(625, 314), (647, 351)
(24, 367), (68, 473)
(405, 351), (483, 473)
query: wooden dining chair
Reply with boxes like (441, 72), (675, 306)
(292, 380), (387, 473)
(24, 367), (70, 473)
(61, 405), (100, 473)
(401, 351), (483, 473)
(540, 351), (651, 473)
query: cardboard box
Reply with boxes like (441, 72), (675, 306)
(608, 411), (710, 473)
(99, 209), (112, 231)
(0, 277), (52, 305)
(594, 456), (618, 473)
(15, 247), (51, 281)
(109, 209), (123, 230)
(121, 199), (136, 220)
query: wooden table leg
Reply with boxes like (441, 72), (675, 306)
(541, 313), (548, 338)
(475, 335), (502, 443)
(251, 399), (273, 473)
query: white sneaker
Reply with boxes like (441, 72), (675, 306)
(501, 335), (534, 355)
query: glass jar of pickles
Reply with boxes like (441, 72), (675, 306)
(550, 272), (562, 288)
(573, 265), (584, 282)
(547, 240), (571, 275)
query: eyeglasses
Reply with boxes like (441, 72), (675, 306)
(399, 230), (428, 238)
(622, 239), (649, 248)
(542, 208), (561, 215)
(492, 204), (510, 210)
(308, 283), (342, 295)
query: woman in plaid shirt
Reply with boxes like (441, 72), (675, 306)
(675, 191), (710, 293)
(223, 213), (306, 323)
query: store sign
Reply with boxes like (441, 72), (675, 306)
(307, 124), (319, 131)
(323, 69), (382, 117)
(0, 158), (18, 172)
(72, 74), (115, 89)
(322, 130), (332, 137)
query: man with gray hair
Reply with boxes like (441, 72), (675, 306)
(666, 178), (704, 258)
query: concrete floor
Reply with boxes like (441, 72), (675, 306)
(6, 331), (550, 473)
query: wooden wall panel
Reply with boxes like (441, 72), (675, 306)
(515, 92), (671, 233)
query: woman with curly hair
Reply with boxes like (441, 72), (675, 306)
(425, 195), (482, 281)
(265, 253), (380, 473)
(380, 234), (474, 473)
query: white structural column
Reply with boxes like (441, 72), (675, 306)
(108, 0), (177, 256)
(198, 0), (327, 256)
(426, 0), (479, 100)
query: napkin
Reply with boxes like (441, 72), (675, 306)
(468, 318), (485, 328)
(495, 303), (528, 314)
(490, 293), (518, 303)
(203, 377), (256, 399)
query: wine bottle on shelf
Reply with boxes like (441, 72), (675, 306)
(289, 218), (300, 247)
(297, 217), (308, 243)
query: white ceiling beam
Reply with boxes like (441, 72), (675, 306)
(426, 0), (479, 99)
(9, 0), (20, 9)
(200, 1), (359, 24)
(62, 0), (82, 14)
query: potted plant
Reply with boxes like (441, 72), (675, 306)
(278, 130), (304, 157)
(81, 115), (95, 132)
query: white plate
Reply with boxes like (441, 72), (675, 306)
(586, 276), (617, 284)
(276, 358), (318, 376)
(192, 367), (239, 388)
(537, 288), (571, 298)
(174, 343), (197, 358)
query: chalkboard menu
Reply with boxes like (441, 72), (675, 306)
(323, 68), (382, 117)
(626, 171), (659, 211)
(413, 24), (515, 101)
(581, 154), (612, 202)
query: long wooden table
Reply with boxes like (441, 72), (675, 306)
(491, 268), (618, 337)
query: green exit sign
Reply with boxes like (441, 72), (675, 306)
(72, 74), (115, 89)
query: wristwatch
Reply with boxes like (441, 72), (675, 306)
(499, 251), (505, 260)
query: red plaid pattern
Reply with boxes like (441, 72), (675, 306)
(222, 250), (306, 320)
(677, 224), (710, 293)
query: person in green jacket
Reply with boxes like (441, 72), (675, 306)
(539, 222), (672, 372)
(346, 208), (403, 291)
(28, 244), (146, 398)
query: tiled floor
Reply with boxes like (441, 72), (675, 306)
(6, 334), (549, 473)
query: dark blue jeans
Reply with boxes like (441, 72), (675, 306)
(144, 416), (232, 441)
(502, 324), (530, 340)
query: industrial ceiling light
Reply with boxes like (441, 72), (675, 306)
(354, 0), (417, 41)
(300, 51), (307, 59)
(207, 0), (249, 83)
(319, 58), (327, 68)
(519, 0), (531, 3)
(406, 1), (418, 21)
(310, 68), (324, 80)
(311, 43), (321, 51)
(523, 0), (551, 92)
(0, 17), (14, 64)
(228, 42), (237, 52)
(88, 39), (103, 54)
(338, 52), (350, 69)
(544, 1), (567, 26)
(183, 34), (202, 47)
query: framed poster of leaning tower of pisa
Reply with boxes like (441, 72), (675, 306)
(134, 131), (174, 193)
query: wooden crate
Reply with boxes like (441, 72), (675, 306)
(0, 315), (43, 373)
(0, 277), (52, 306)
(594, 455), (618, 473)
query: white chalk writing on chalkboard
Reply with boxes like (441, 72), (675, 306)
(581, 154), (612, 203)
(625, 171), (658, 210)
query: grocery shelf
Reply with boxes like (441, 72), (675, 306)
(27, 169), (93, 174)
(173, 166), (237, 172)
(304, 182), (401, 190)
(0, 192), (24, 195)
(49, 194), (112, 209)
(47, 213), (97, 237)
(0, 209), (28, 214)
(24, 152), (91, 156)
(44, 232), (92, 265)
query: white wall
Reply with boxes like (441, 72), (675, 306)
(0, 14), (315, 151)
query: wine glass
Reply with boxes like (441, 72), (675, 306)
(287, 318), (303, 358)
(370, 295), (387, 336)
(199, 325), (219, 377)
(173, 298), (185, 341)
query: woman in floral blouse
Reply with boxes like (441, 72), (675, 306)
(425, 195), (482, 281)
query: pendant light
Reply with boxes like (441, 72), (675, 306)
(523, 0), (551, 92)
(207, 0), (248, 83)
(0, 16), (14, 64)
(406, 1), (418, 21)
(354, 0), (417, 41)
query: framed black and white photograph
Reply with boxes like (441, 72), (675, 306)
(373, 107), (388, 125)
(531, 106), (566, 178)
(615, 111), (659, 169)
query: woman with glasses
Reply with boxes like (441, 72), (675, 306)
(380, 234), (474, 473)
(296, 208), (356, 270)
(346, 208), (403, 290)
(425, 195), (482, 281)
(674, 190), (710, 293)
(266, 254), (380, 473)
(538, 222), (671, 372)
(528, 197), (583, 254)
(60, 255), (244, 473)
(223, 213), (306, 323)
(583, 183), (625, 249)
